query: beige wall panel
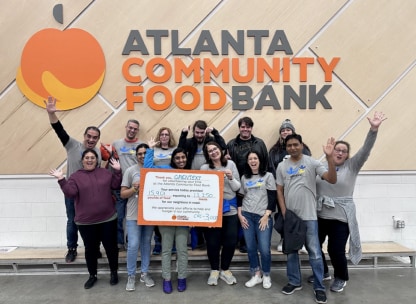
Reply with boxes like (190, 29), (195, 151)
(220, 49), (364, 157)
(182, 0), (347, 95)
(0, 0), (92, 92)
(311, 0), (416, 105)
(343, 66), (416, 171)
(0, 87), (112, 174)
(71, 0), (221, 108)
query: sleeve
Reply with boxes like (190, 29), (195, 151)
(268, 149), (277, 177)
(211, 128), (227, 151)
(266, 173), (277, 211)
(111, 169), (122, 189)
(144, 148), (170, 169)
(178, 130), (188, 149)
(350, 129), (378, 172)
(58, 177), (78, 198)
(228, 160), (241, 191)
(51, 121), (70, 146)
(121, 167), (132, 188)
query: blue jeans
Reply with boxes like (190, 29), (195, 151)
(65, 196), (78, 249)
(113, 190), (127, 245)
(242, 211), (273, 275)
(286, 220), (325, 291)
(126, 220), (154, 276)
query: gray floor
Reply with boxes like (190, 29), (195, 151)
(0, 267), (415, 304)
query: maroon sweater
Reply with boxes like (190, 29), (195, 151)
(58, 167), (122, 224)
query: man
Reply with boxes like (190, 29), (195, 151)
(276, 134), (337, 304)
(178, 120), (227, 170)
(226, 116), (268, 252)
(102, 119), (142, 251)
(45, 96), (101, 263)
(178, 120), (227, 248)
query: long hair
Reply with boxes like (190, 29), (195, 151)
(156, 127), (176, 148)
(203, 141), (228, 169)
(243, 149), (268, 178)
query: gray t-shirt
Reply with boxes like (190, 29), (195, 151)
(153, 146), (176, 166)
(276, 155), (327, 220)
(121, 164), (142, 221)
(191, 143), (205, 170)
(112, 138), (143, 172)
(239, 172), (276, 216)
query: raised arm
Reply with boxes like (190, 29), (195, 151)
(321, 137), (337, 184)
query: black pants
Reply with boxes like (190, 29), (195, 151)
(318, 217), (350, 281)
(203, 214), (238, 271)
(78, 218), (119, 276)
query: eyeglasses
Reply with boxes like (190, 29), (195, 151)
(334, 148), (348, 154)
(160, 133), (170, 137)
(207, 147), (218, 154)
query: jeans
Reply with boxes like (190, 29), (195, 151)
(126, 220), (154, 276)
(242, 211), (273, 275)
(203, 214), (238, 271)
(65, 196), (78, 249)
(113, 190), (127, 245)
(318, 218), (350, 281)
(159, 226), (188, 280)
(78, 218), (118, 276)
(287, 220), (325, 291)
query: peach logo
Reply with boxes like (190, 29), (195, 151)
(16, 28), (105, 110)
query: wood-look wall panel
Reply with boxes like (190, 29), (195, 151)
(72, 0), (221, 108)
(311, 0), (416, 105)
(0, 1), (92, 92)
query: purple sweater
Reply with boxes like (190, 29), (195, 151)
(58, 167), (122, 224)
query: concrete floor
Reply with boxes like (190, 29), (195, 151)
(0, 267), (415, 304)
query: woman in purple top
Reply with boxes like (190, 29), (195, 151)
(50, 149), (122, 289)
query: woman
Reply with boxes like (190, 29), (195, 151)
(144, 137), (189, 294)
(200, 142), (241, 286)
(120, 143), (155, 292)
(238, 150), (277, 289)
(49, 149), (121, 289)
(268, 119), (311, 252)
(315, 111), (386, 292)
(152, 127), (177, 255)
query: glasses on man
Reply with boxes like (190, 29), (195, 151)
(334, 149), (348, 154)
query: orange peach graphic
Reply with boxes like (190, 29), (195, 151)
(16, 28), (105, 110)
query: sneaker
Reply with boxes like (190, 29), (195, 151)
(152, 244), (161, 255)
(65, 248), (77, 263)
(84, 275), (97, 289)
(126, 275), (136, 291)
(110, 271), (119, 285)
(239, 245), (247, 253)
(163, 279), (173, 294)
(277, 239), (283, 252)
(140, 273), (155, 287)
(281, 283), (302, 295)
(220, 270), (237, 285)
(263, 275), (272, 289)
(330, 278), (346, 292)
(207, 270), (219, 286)
(308, 273), (331, 283)
(314, 290), (327, 304)
(245, 274), (263, 288)
(177, 278), (186, 292)
(299, 245), (308, 254)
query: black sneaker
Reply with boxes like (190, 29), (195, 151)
(65, 248), (77, 263)
(110, 271), (119, 285)
(282, 283), (302, 295)
(239, 245), (247, 253)
(308, 273), (331, 283)
(84, 275), (97, 289)
(314, 290), (327, 304)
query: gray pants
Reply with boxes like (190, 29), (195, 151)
(159, 226), (189, 280)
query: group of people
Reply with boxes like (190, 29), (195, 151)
(46, 95), (386, 303)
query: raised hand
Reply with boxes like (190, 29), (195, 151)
(368, 111), (387, 131)
(108, 158), (121, 171)
(323, 137), (335, 156)
(147, 136), (159, 149)
(44, 96), (57, 114)
(49, 168), (64, 180)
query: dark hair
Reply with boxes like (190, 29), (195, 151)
(84, 126), (100, 137)
(243, 149), (267, 178)
(203, 141), (228, 169)
(285, 134), (303, 144)
(170, 147), (189, 169)
(192, 120), (207, 131)
(136, 143), (149, 153)
(81, 148), (98, 159)
(335, 140), (351, 160)
(238, 116), (253, 128)
(127, 119), (140, 126)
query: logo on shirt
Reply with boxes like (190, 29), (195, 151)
(286, 165), (306, 176)
(245, 178), (264, 188)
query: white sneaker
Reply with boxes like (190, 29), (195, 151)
(277, 239), (283, 252)
(126, 275), (135, 291)
(263, 275), (272, 289)
(245, 274), (263, 287)
(220, 270), (237, 285)
(207, 270), (219, 286)
(299, 245), (308, 254)
(140, 273), (155, 287)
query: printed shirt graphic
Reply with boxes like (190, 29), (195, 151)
(239, 172), (275, 216)
(276, 155), (326, 220)
(153, 147), (175, 166)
